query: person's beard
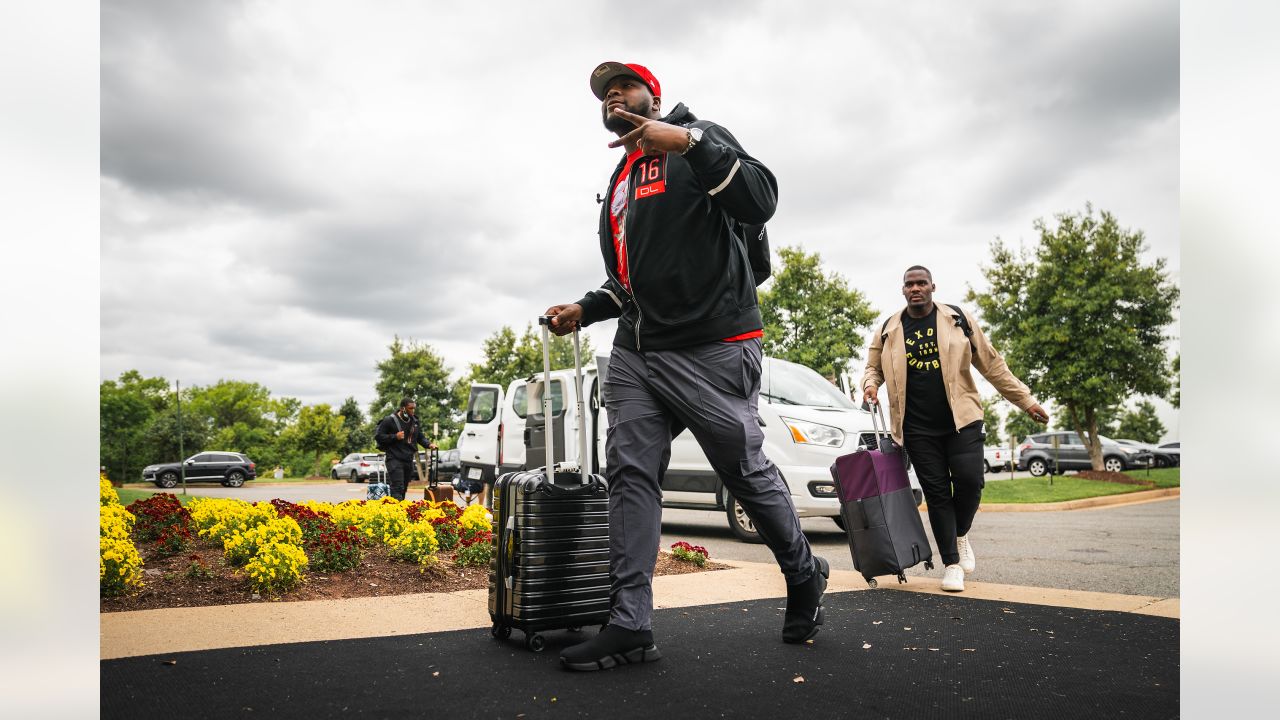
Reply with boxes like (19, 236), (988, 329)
(602, 95), (654, 135)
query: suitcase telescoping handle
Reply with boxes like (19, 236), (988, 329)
(537, 316), (589, 485)
(867, 400), (895, 455)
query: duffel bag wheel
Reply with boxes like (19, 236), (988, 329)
(867, 578), (878, 588)
(491, 623), (511, 640)
(525, 633), (546, 652)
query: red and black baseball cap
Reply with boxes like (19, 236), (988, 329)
(590, 62), (661, 101)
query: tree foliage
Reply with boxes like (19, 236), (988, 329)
(370, 336), (456, 440)
(966, 206), (1178, 470)
(1004, 409), (1041, 445)
(337, 396), (373, 456)
(980, 396), (1002, 445)
(1115, 400), (1166, 444)
(759, 246), (878, 380)
(468, 323), (593, 390)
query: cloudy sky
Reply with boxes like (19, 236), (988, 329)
(100, 0), (1179, 433)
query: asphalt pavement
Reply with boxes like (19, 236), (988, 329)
(660, 499), (1180, 598)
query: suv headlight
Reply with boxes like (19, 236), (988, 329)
(780, 417), (845, 448)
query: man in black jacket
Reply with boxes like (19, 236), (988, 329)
(374, 398), (435, 501)
(545, 62), (828, 672)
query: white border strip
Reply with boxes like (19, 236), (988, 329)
(707, 159), (740, 196)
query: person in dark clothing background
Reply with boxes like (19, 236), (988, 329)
(544, 61), (828, 672)
(375, 398), (436, 501)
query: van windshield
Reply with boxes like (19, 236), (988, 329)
(760, 358), (858, 409)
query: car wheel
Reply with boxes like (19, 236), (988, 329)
(725, 494), (764, 544)
(223, 470), (246, 488)
(349, 471), (359, 484)
(157, 471), (178, 489)
(1028, 458), (1047, 477)
(332, 469), (339, 480)
(1103, 456), (1124, 473)
(1154, 456), (1168, 468)
(983, 460), (992, 474)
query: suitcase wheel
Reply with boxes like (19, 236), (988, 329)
(568, 625), (582, 633)
(491, 623), (511, 640)
(524, 633), (546, 653)
(897, 573), (907, 584)
(867, 578), (878, 589)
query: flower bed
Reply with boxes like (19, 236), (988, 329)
(99, 483), (729, 612)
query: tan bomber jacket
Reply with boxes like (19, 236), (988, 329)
(860, 303), (1038, 445)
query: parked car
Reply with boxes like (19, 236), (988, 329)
(1115, 439), (1179, 468)
(1016, 432), (1152, 476)
(143, 451), (257, 488)
(438, 448), (461, 484)
(332, 453), (385, 483)
(983, 446), (1018, 473)
(459, 354), (924, 543)
(405, 449), (460, 485)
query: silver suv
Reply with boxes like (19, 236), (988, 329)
(332, 453), (386, 483)
(1016, 432), (1152, 475)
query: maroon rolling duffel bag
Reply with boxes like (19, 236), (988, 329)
(829, 402), (933, 587)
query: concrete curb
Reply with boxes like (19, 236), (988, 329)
(977, 487), (1180, 512)
(100, 559), (1178, 660)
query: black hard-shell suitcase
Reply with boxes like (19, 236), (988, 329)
(829, 403), (933, 587)
(488, 318), (611, 652)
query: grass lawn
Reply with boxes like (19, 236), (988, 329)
(115, 488), (207, 506)
(983, 467), (1179, 504)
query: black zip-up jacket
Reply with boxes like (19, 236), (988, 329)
(574, 103), (778, 351)
(375, 412), (430, 463)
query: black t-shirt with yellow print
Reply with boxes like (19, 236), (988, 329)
(901, 307), (953, 435)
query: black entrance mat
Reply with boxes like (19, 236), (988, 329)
(102, 590), (1178, 719)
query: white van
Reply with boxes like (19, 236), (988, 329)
(458, 353), (922, 543)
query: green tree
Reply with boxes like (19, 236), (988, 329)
(183, 380), (283, 469)
(337, 396), (372, 455)
(99, 370), (171, 482)
(966, 206), (1178, 470)
(1169, 353), (1180, 409)
(467, 324), (593, 390)
(370, 336), (457, 440)
(276, 403), (346, 475)
(981, 396), (1002, 445)
(1115, 400), (1166, 444)
(1004, 409), (1041, 445)
(759, 246), (878, 380)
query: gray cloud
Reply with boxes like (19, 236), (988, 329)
(101, 0), (1180, 416)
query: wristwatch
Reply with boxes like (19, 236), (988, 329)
(682, 127), (703, 155)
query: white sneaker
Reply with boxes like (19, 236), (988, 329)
(941, 564), (965, 592)
(956, 535), (976, 573)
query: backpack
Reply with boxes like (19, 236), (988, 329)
(740, 222), (771, 286)
(880, 304), (973, 348)
(376, 414), (404, 452)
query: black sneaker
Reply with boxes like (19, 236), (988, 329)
(783, 556), (830, 644)
(559, 625), (663, 671)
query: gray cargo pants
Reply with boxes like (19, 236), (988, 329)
(604, 338), (816, 631)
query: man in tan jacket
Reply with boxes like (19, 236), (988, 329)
(861, 266), (1048, 592)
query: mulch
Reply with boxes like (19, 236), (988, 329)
(100, 544), (729, 614)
